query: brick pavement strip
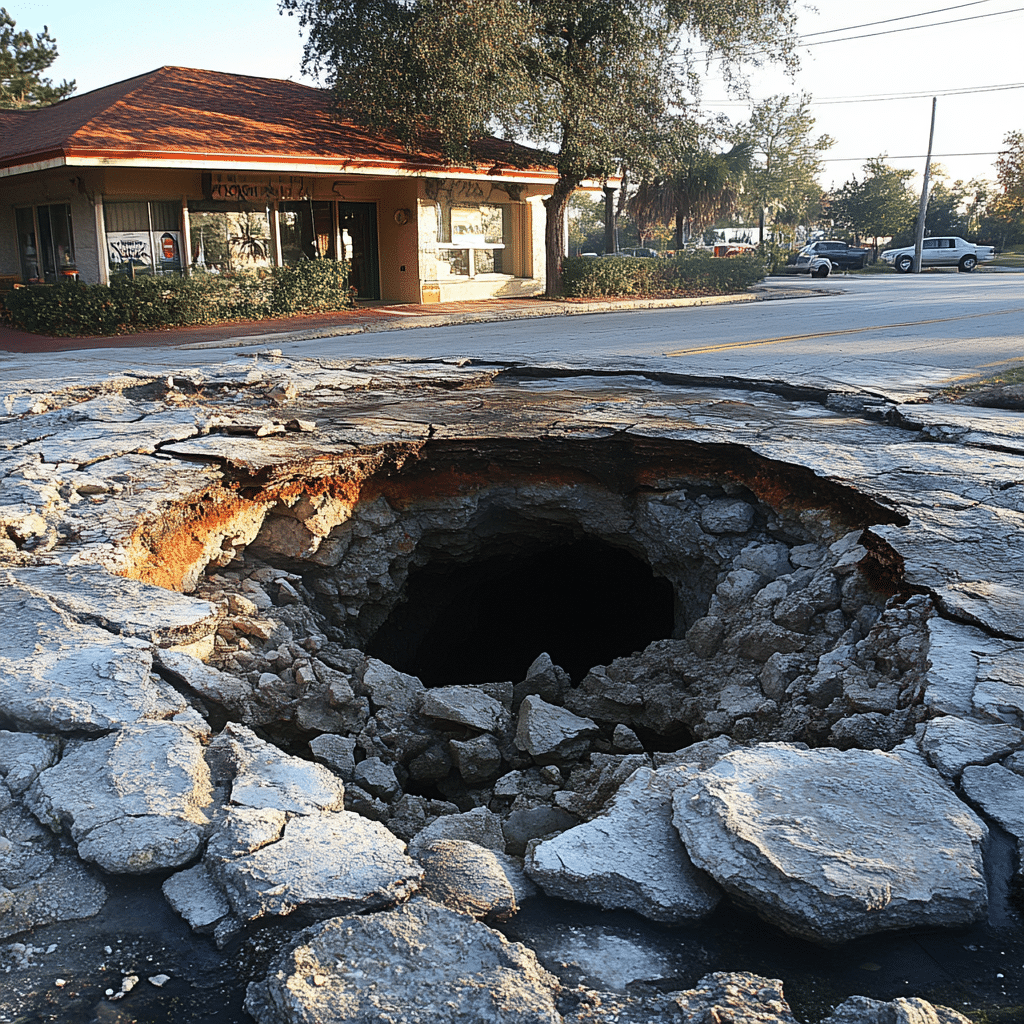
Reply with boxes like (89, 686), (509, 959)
(0, 288), (818, 355)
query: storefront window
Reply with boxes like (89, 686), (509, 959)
(187, 203), (272, 272)
(437, 249), (470, 277)
(104, 201), (182, 277)
(436, 202), (512, 277)
(16, 205), (76, 284)
(280, 201), (335, 264)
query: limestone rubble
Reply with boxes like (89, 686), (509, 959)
(2, 356), (1023, 1020)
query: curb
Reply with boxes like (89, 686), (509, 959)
(180, 286), (829, 351)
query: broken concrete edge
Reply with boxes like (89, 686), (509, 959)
(175, 286), (831, 352)
(117, 435), (909, 595)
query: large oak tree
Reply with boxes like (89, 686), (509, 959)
(281, 0), (799, 295)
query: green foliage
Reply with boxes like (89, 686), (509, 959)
(924, 177), (974, 239)
(755, 240), (791, 275)
(568, 192), (607, 254)
(983, 130), (1024, 248)
(828, 158), (916, 247)
(561, 250), (764, 298)
(284, 0), (801, 294)
(2, 259), (352, 336)
(628, 143), (752, 249)
(0, 7), (75, 108)
(735, 94), (831, 238)
(995, 129), (1024, 217)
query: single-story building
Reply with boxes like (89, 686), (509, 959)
(0, 66), (569, 303)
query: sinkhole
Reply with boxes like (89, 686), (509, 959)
(146, 434), (921, 761)
(364, 533), (677, 686)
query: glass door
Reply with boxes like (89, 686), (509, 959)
(338, 202), (380, 300)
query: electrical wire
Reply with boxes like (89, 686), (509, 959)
(799, 4), (1024, 49)
(797, 0), (998, 40)
(693, 3), (1024, 61)
(822, 151), (1004, 162)
(703, 81), (1024, 107)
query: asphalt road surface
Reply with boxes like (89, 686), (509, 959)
(3, 274), (1022, 396)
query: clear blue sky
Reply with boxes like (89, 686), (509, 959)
(15, 0), (1024, 190)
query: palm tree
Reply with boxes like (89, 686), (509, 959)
(627, 144), (751, 249)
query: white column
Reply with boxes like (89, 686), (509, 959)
(94, 197), (109, 285)
(179, 196), (192, 276)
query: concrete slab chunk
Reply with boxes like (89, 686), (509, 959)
(672, 743), (988, 944)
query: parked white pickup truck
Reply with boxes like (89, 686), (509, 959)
(881, 236), (995, 273)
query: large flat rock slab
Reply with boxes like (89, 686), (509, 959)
(0, 583), (188, 732)
(527, 766), (720, 924)
(672, 743), (988, 944)
(244, 897), (562, 1024)
(0, 800), (108, 940)
(26, 721), (213, 874)
(8, 564), (219, 647)
(212, 810), (422, 923)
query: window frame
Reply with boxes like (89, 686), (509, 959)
(434, 201), (516, 279)
(15, 203), (77, 284)
(104, 200), (184, 277)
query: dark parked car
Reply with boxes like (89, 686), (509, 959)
(797, 240), (870, 270)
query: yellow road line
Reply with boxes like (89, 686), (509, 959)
(664, 306), (1024, 357)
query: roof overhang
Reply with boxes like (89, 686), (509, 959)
(0, 148), (563, 185)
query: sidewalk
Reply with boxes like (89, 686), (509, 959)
(0, 287), (813, 355)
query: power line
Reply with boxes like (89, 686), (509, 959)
(703, 81), (1024, 107)
(800, 4), (1024, 49)
(822, 151), (1004, 162)
(811, 82), (1024, 104)
(797, 0), (998, 40)
(694, 3), (1024, 61)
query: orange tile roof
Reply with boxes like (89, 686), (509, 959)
(0, 66), (557, 180)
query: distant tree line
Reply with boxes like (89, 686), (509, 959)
(572, 124), (1024, 258)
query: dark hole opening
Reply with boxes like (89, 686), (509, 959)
(366, 536), (675, 686)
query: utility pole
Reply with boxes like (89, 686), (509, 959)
(913, 97), (937, 274)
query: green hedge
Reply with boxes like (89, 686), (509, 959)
(562, 250), (766, 298)
(2, 258), (353, 336)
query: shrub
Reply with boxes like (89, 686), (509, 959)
(1, 257), (352, 336)
(561, 250), (765, 299)
(272, 257), (352, 314)
(755, 241), (794, 275)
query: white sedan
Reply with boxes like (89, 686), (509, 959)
(881, 236), (995, 273)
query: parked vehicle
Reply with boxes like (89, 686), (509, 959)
(881, 236), (996, 273)
(712, 243), (756, 258)
(601, 247), (659, 258)
(792, 249), (833, 278)
(798, 240), (870, 270)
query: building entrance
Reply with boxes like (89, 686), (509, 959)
(338, 203), (380, 300)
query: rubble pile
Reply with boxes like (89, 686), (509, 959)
(1, 361), (1023, 1022)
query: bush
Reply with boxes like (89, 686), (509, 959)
(756, 241), (793, 275)
(1, 258), (352, 336)
(561, 250), (765, 299)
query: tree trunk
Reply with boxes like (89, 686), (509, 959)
(674, 211), (683, 249)
(603, 185), (617, 255)
(544, 181), (575, 299)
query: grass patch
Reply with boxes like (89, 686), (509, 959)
(989, 250), (1024, 268)
(934, 363), (1024, 402)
